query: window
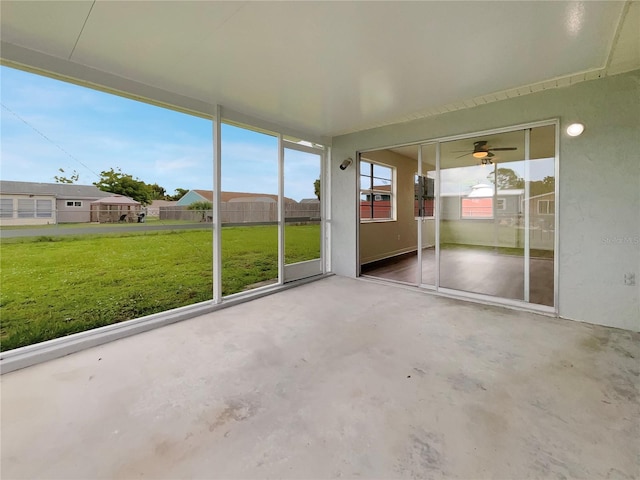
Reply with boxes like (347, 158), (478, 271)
(36, 200), (53, 218)
(414, 174), (435, 217)
(538, 199), (555, 215)
(496, 198), (506, 210)
(66, 201), (82, 207)
(461, 198), (493, 218)
(17, 199), (34, 218)
(360, 160), (394, 221)
(0, 199), (13, 218)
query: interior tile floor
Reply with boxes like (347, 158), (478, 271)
(362, 247), (554, 306)
(2, 276), (637, 479)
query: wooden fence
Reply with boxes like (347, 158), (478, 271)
(160, 202), (320, 224)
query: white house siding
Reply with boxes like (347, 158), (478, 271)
(0, 194), (56, 226)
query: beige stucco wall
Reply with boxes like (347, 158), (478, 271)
(331, 70), (640, 331)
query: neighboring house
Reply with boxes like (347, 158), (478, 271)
(90, 195), (142, 223)
(0, 181), (111, 226)
(147, 199), (177, 217)
(440, 185), (524, 221)
(176, 189), (297, 206)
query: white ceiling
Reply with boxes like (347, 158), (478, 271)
(1, 1), (638, 141)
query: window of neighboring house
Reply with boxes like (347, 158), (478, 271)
(0, 198), (13, 218)
(538, 199), (555, 215)
(36, 200), (53, 218)
(66, 201), (82, 207)
(496, 198), (506, 210)
(360, 160), (394, 221)
(461, 198), (493, 219)
(17, 199), (35, 218)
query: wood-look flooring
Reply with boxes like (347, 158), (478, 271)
(361, 247), (554, 306)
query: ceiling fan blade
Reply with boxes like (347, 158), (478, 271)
(455, 152), (472, 159)
(490, 147), (518, 151)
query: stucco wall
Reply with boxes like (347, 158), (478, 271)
(330, 70), (640, 331)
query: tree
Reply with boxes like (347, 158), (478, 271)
(314, 178), (321, 200)
(530, 175), (555, 197)
(54, 168), (79, 184)
(148, 183), (167, 200)
(187, 201), (213, 221)
(487, 168), (524, 190)
(93, 168), (152, 205)
(168, 188), (189, 201)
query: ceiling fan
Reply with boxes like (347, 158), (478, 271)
(454, 141), (518, 164)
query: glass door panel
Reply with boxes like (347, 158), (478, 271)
(283, 145), (323, 282)
(418, 144), (437, 287)
(359, 147), (420, 285)
(528, 125), (556, 306)
(439, 130), (526, 300)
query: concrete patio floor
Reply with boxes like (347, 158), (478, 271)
(1, 276), (638, 479)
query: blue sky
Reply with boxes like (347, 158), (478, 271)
(0, 66), (320, 201)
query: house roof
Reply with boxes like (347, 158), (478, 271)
(149, 199), (177, 207)
(90, 195), (140, 205)
(192, 190), (297, 204)
(1, 2), (638, 139)
(0, 180), (112, 199)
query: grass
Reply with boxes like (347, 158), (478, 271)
(0, 225), (320, 351)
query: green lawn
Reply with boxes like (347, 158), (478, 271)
(0, 225), (320, 351)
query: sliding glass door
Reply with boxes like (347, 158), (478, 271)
(359, 121), (557, 310)
(439, 130), (526, 301)
(437, 126), (556, 306)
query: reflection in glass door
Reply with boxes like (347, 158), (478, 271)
(418, 144), (437, 287)
(437, 125), (556, 307)
(439, 130), (526, 301)
(359, 147), (420, 285)
(283, 144), (323, 282)
(528, 125), (556, 306)
(358, 122), (556, 309)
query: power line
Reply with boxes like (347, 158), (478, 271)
(1, 102), (101, 179)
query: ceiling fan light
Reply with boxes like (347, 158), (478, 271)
(473, 151), (488, 159)
(566, 123), (585, 136)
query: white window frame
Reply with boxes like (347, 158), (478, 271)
(66, 200), (83, 207)
(496, 198), (506, 210)
(360, 159), (395, 222)
(538, 199), (554, 215)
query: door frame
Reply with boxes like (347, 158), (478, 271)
(357, 118), (559, 315)
(281, 141), (326, 283)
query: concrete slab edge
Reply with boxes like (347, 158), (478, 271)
(0, 274), (332, 375)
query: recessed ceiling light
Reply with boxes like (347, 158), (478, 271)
(566, 123), (585, 136)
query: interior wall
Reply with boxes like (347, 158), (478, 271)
(331, 69), (640, 331)
(359, 149), (417, 265)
